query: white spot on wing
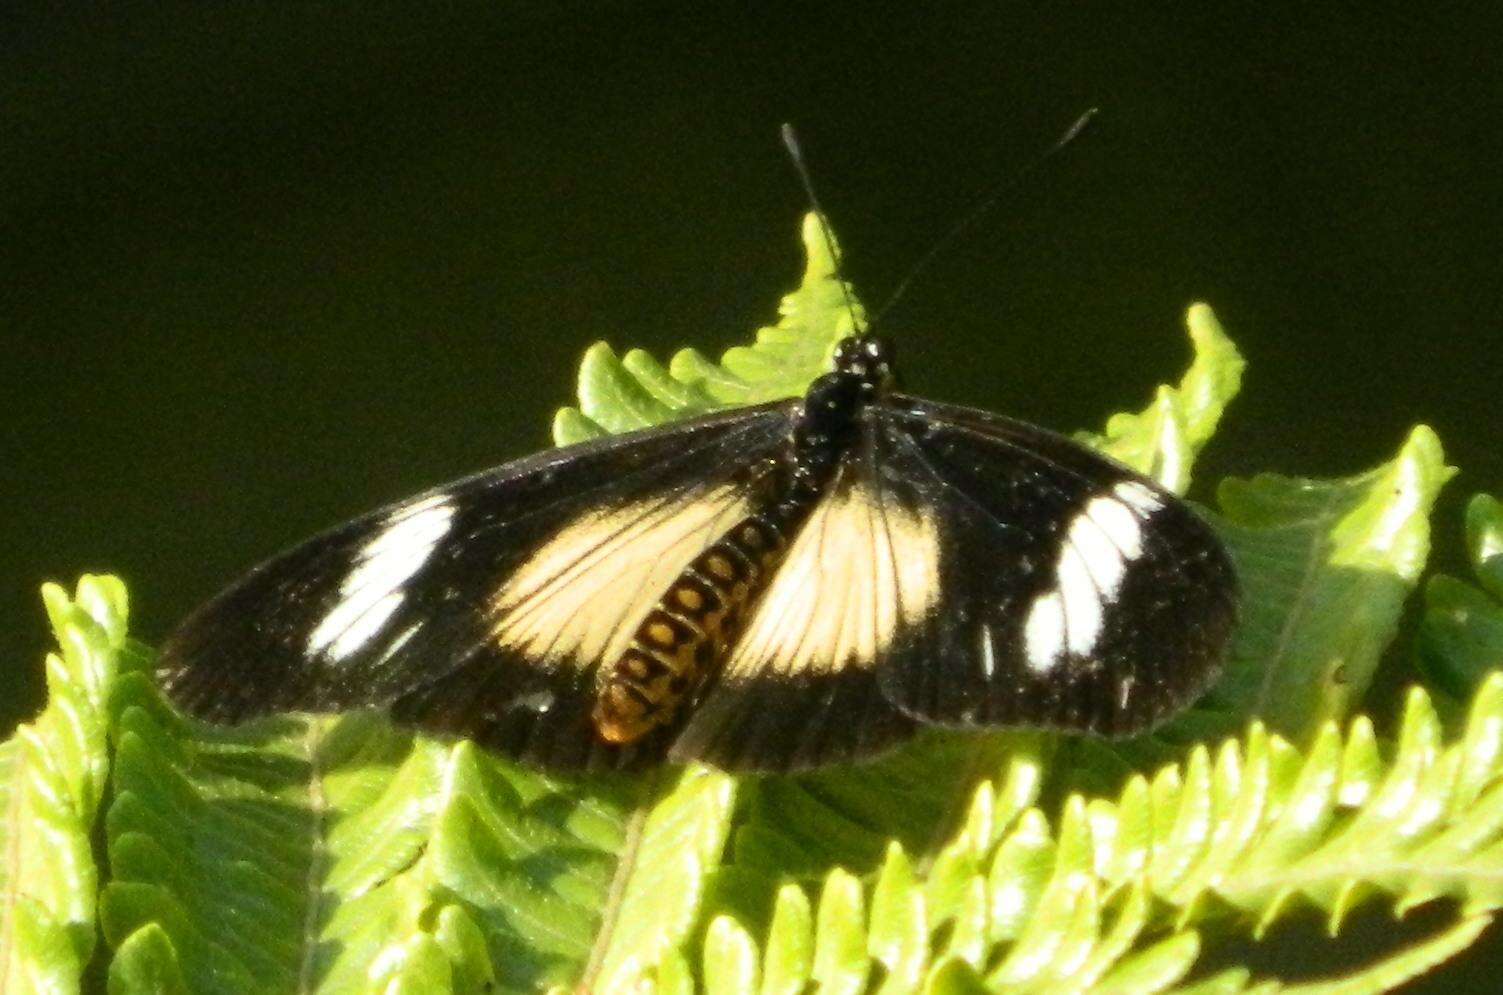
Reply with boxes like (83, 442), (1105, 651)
(978, 622), (997, 678)
(1085, 495), (1144, 560)
(1113, 480), (1164, 516)
(1024, 591), (1066, 672)
(1069, 508), (1129, 593)
(1057, 543), (1104, 655)
(1024, 488), (1156, 670)
(514, 689), (556, 714)
(316, 591), (405, 660)
(307, 497), (456, 660)
(367, 621), (423, 670)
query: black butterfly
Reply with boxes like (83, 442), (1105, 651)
(158, 333), (1236, 773)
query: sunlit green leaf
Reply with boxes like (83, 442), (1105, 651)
(1420, 493), (1503, 698)
(7, 211), (1496, 992)
(1080, 302), (1245, 493)
(1203, 425), (1453, 738)
(0, 576), (128, 994)
(760, 884), (813, 995)
(107, 922), (189, 995)
(553, 211), (862, 443)
(693, 675), (1503, 994)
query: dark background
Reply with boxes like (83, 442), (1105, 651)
(2, 3), (1499, 989)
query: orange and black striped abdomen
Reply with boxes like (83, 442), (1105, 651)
(592, 512), (791, 744)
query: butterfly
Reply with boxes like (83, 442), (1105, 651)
(156, 331), (1238, 773)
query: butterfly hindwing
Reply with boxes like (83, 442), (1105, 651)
(157, 401), (797, 769)
(668, 461), (931, 771)
(867, 395), (1238, 736)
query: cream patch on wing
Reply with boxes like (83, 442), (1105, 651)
(491, 486), (751, 667)
(721, 478), (940, 680)
(308, 495), (456, 661)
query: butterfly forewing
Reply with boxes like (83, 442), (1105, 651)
(158, 401), (798, 769)
(867, 395), (1238, 736)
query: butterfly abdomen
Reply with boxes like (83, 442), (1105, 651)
(592, 511), (793, 743)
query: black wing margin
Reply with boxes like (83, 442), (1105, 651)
(157, 402), (798, 770)
(869, 395), (1237, 737)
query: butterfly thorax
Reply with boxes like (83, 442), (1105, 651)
(591, 334), (895, 745)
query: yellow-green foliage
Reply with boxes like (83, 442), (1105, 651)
(0, 577), (128, 993)
(1, 216), (1497, 994)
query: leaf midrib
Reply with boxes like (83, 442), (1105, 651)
(1220, 853), (1503, 899)
(296, 720), (328, 994)
(1252, 489), (1344, 716)
(577, 776), (656, 992)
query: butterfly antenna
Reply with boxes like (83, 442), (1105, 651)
(781, 123), (866, 335)
(869, 107), (1099, 329)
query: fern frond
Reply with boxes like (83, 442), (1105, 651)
(0, 575), (128, 993)
(697, 299), (1249, 931)
(552, 212), (863, 444)
(6, 212), (1487, 992)
(102, 674), (668, 992)
(1082, 423), (1456, 784)
(1420, 493), (1503, 699)
(1205, 426), (1454, 738)
(662, 675), (1503, 994)
(1076, 302), (1244, 494)
(97, 217), (872, 995)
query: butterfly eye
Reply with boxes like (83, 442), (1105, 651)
(833, 333), (897, 387)
(833, 337), (862, 370)
(859, 334), (894, 365)
(862, 335), (897, 389)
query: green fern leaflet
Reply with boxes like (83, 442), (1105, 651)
(1, 215), (1497, 994)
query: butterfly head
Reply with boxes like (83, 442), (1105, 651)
(794, 334), (897, 455)
(833, 333), (897, 393)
